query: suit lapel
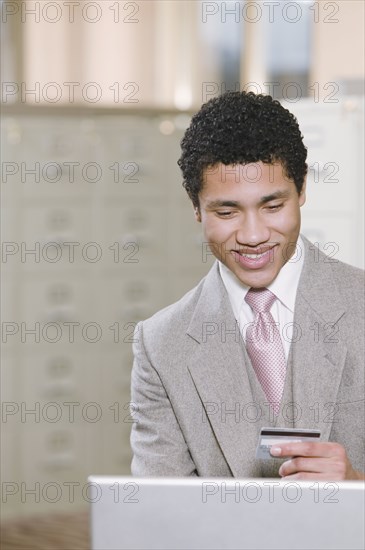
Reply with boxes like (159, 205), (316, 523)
(291, 237), (348, 441)
(186, 262), (261, 477)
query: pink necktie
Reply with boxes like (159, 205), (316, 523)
(245, 288), (286, 416)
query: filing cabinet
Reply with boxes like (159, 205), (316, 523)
(1, 108), (212, 517)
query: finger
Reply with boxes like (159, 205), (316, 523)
(279, 457), (326, 477)
(270, 441), (342, 459)
(279, 456), (348, 480)
(279, 472), (339, 481)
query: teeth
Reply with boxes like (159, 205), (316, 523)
(240, 252), (265, 259)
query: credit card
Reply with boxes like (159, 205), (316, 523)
(256, 427), (321, 459)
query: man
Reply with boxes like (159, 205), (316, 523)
(130, 91), (364, 480)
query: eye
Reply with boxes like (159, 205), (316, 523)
(216, 211), (233, 217)
(266, 203), (284, 211)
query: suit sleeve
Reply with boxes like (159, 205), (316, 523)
(130, 322), (198, 476)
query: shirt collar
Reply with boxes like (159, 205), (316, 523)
(219, 235), (305, 317)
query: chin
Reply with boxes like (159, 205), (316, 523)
(234, 268), (279, 289)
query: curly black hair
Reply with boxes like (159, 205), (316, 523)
(178, 91), (307, 208)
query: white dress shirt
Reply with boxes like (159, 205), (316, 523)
(219, 235), (305, 360)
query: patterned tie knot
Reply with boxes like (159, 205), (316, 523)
(245, 287), (276, 314)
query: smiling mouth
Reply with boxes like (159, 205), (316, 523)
(231, 246), (277, 267)
(234, 246), (276, 258)
(237, 252), (268, 259)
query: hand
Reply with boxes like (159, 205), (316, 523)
(270, 441), (365, 481)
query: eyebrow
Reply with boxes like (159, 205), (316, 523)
(205, 200), (240, 209)
(205, 191), (291, 210)
(259, 190), (291, 204)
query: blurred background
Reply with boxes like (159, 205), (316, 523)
(1, 0), (364, 545)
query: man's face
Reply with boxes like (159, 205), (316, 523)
(195, 162), (306, 288)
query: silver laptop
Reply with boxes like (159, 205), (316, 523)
(89, 476), (365, 550)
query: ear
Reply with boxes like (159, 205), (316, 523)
(194, 206), (201, 222)
(299, 177), (307, 207)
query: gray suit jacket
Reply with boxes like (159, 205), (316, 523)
(130, 236), (365, 477)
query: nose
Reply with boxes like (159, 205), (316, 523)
(235, 212), (270, 246)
